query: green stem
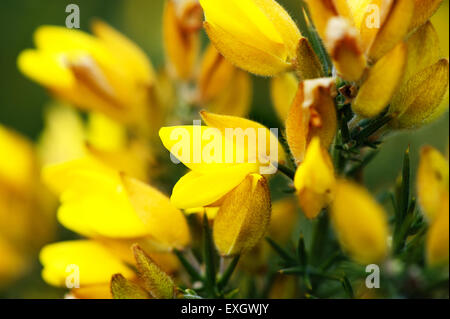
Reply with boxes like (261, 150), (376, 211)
(277, 163), (296, 181)
(217, 255), (240, 291)
(174, 250), (203, 283)
(202, 214), (217, 297)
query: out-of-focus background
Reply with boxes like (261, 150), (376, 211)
(0, 0), (448, 298)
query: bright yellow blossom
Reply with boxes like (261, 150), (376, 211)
(199, 0), (302, 76)
(17, 22), (155, 129)
(426, 195), (449, 266)
(331, 180), (389, 264)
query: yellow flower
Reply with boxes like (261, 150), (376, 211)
(389, 22), (449, 129)
(352, 42), (407, 118)
(42, 157), (190, 250)
(417, 146), (449, 222)
(213, 174), (271, 256)
(1, 124), (55, 286)
(330, 180), (389, 264)
(269, 197), (298, 243)
(410, 0), (445, 32)
(285, 78), (337, 164)
(17, 22), (155, 128)
(426, 195), (449, 266)
(40, 240), (135, 288)
(200, 0), (301, 76)
(163, 0), (203, 80)
(294, 138), (335, 219)
(197, 45), (252, 117)
(38, 104), (153, 181)
(159, 111), (282, 209)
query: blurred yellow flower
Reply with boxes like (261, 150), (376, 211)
(426, 195), (449, 266)
(270, 72), (298, 121)
(331, 179), (389, 264)
(197, 45), (252, 117)
(42, 157), (190, 250)
(200, 0), (301, 76)
(163, 0), (203, 80)
(17, 22), (156, 130)
(417, 146), (449, 222)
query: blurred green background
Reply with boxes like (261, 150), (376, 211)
(0, 0), (448, 298)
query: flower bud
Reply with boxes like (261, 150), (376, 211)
(213, 174), (271, 256)
(409, 0), (444, 32)
(294, 138), (335, 219)
(286, 78), (337, 163)
(331, 180), (389, 264)
(163, 0), (202, 80)
(200, 0), (301, 76)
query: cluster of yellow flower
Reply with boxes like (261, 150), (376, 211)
(0, 0), (447, 298)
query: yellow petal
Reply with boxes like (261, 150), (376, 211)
(121, 175), (191, 250)
(72, 284), (113, 299)
(417, 146), (449, 222)
(42, 158), (163, 239)
(171, 164), (258, 209)
(331, 180), (389, 264)
(213, 174), (271, 256)
(0, 125), (36, 193)
(37, 103), (86, 166)
(353, 42), (407, 118)
(403, 21), (441, 84)
(40, 240), (134, 287)
(270, 72), (299, 120)
(368, 0), (414, 61)
(295, 38), (324, 80)
(269, 197), (298, 243)
(325, 17), (366, 81)
(390, 59), (449, 129)
(200, 111), (285, 166)
(91, 20), (155, 85)
(17, 49), (75, 89)
(294, 137), (335, 219)
(0, 237), (26, 284)
(206, 69), (253, 118)
(204, 22), (292, 76)
(286, 78), (337, 163)
(163, 0), (201, 80)
(198, 44), (236, 103)
(304, 0), (338, 39)
(200, 0), (299, 63)
(427, 196), (449, 266)
(410, 0), (444, 31)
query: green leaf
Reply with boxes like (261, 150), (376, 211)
(110, 274), (150, 299)
(217, 255), (240, 291)
(266, 237), (296, 265)
(202, 214), (217, 296)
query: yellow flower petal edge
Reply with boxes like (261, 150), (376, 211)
(40, 240), (134, 287)
(410, 0), (444, 32)
(331, 180), (389, 264)
(352, 42), (407, 118)
(213, 174), (271, 256)
(170, 163), (259, 209)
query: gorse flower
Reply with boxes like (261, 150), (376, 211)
(18, 22), (156, 130)
(199, 0), (302, 76)
(6, 0), (449, 299)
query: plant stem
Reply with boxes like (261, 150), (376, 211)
(277, 163), (296, 181)
(202, 214), (217, 297)
(217, 255), (240, 291)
